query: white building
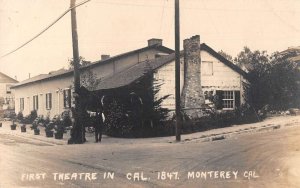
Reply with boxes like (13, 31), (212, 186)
(12, 36), (247, 119)
(91, 35), (247, 117)
(0, 72), (18, 116)
(12, 39), (173, 118)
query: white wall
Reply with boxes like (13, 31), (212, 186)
(201, 50), (245, 103)
(13, 48), (168, 118)
(0, 83), (16, 110)
(14, 76), (73, 118)
(201, 51), (242, 90)
(154, 50), (246, 110)
(153, 58), (184, 111)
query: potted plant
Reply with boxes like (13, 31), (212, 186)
(34, 127), (40, 135)
(45, 122), (54, 137)
(21, 124), (26, 132)
(62, 112), (72, 133)
(30, 119), (38, 130)
(17, 111), (24, 123)
(10, 120), (17, 130)
(54, 123), (65, 139)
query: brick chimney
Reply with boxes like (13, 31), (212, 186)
(101, 54), (110, 60)
(181, 35), (205, 118)
(148, 38), (163, 46)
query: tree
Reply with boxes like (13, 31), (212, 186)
(68, 56), (101, 91)
(103, 63), (171, 137)
(68, 56), (100, 143)
(267, 52), (300, 109)
(80, 70), (101, 91)
(234, 47), (269, 69)
(68, 56), (92, 69)
(133, 64), (170, 136)
(239, 47), (300, 111)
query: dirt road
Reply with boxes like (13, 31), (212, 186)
(0, 115), (300, 188)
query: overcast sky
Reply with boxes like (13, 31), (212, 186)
(0, 0), (300, 81)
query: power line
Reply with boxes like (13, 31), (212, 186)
(93, 0), (300, 12)
(0, 0), (91, 59)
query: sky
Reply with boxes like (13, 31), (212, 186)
(0, 0), (300, 81)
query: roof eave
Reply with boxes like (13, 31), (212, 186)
(11, 45), (174, 89)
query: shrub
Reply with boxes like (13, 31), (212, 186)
(44, 116), (50, 125)
(45, 122), (55, 131)
(17, 111), (24, 121)
(104, 99), (131, 137)
(25, 110), (38, 124)
(3, 110), (16, 119)
(30, 110), (38, 121)
(179, 104), (260, 134)
(62, 112), (72, 128)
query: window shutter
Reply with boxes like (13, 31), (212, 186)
(68, 89), (71, 108)
(63, 90), (66, 108)
(215, 90), (224, 109)
(49, 93), (52, 109)
(235, 91), (241, 108)
(46, 95), (48, 109)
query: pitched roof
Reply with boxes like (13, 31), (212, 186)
(90, 43), (248, 92)
(91, 53), (176, 91)
(280, 46), (300, 55)
(0, 72), (18, 83)
(200, 43), (248, 78)
(12, 69), (72, 89)
(280, 47), (300, 63)
(12, 44), (174, 89)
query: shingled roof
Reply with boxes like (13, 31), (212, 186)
(91, 53), (176, 91)
(12, 42), (247, 91)
(0, 72), (18, 83)
(90, 43), (248, 92)
(12, 44), (174, 89)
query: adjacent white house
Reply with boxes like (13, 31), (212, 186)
(12, 39), (174, 118)
(0, 72), (18, 115)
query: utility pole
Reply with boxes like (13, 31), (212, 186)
(68, 0), (84, 144)
(175, 0), (181, 141)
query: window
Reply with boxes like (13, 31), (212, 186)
(223, 91), (235, 109)
(6, 84), (12, 94)
(20, 98), (24, 111)
(46, 93), (52, 110)
(33, 95), (39, 110)
(63, 89), (71, 108)
(202, 61), (213, 75)
(215, 90), (241, 110)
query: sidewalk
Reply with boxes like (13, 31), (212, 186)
(0, 121), (67, 146)
(178, 114), (300, 144)
(0, 114), (299, 146)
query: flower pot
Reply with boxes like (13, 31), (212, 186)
(34, 129), (40, 135)
(10, 124), (17, 130)
(21, 126), (26, 133)
(45, 130), (54, 137)
(54, 132), (63, 139)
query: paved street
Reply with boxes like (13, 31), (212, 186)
(0, 115), (300, 188)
